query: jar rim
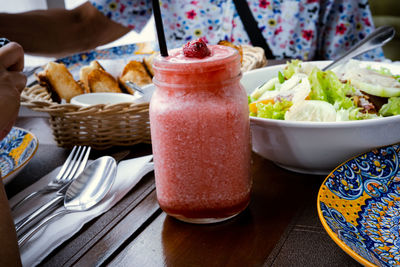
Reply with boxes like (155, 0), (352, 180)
(153, 45), (240, 74)
(153, 72), (243, 88)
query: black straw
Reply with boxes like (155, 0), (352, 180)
(152, 0), (168, 57)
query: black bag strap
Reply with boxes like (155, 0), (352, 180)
(232, 0), (274, 59)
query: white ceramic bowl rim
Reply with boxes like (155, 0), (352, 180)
(250, 113), (400, 128)
(70, 92), (141, 107)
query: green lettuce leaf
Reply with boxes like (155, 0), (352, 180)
(379, 97), (400, 116)
(256, 100), (292, 120)
(308, 68), (327, 102)
(308, 68), (355, 110)
(337, 108), (379, 121)
(283, 60), (301, 80)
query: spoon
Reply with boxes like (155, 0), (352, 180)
(322, 25), (395, 71)
(124, 81), (155, 102)
(18, 156), (117, 247)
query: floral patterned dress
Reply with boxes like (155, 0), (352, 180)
(89, 0), (385, 60)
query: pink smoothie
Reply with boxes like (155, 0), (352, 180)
(150, 45), (251, 223)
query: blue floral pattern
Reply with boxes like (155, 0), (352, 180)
(57, 44), (138, 68)
(320, 202), (378, 264)
(89, 0), (385, 60)
(319, 144), (400, 266)
(326, 146), (400, 200)
(56, 43), (154, 78)
(0, 127), (38, 182)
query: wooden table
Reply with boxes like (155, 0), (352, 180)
(6, 70), (362, 267)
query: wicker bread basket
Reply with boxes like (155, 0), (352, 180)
(21, 45), (266, 150)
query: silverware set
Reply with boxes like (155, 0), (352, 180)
(13, 146), (132, 247)
(12, 146), (91, 211)
(14, 146), (92, 245)
(18, 155), (117, 247)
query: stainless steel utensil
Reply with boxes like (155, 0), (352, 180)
(18, 156), (117, 247)
(124, 81), (155, 103)
(12, 146), (91, 211)
(125, 81), (145, 95)
(15, 150), (129, 234)
(15, 154), (115, 235)
(22, 65), (43, 78)
(322, 25), (395, 71)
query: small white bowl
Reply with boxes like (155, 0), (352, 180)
(241, 61), (400, 175)
(71, 92), (141, 107)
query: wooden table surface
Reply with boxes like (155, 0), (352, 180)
(6, 63), (362, 266)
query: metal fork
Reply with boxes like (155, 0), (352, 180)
(11, 146), (91, 211)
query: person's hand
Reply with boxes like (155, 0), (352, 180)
(0, 42), (26, 140)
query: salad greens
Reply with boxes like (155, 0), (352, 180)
(282, 59), (301, 79)
(249, 60), (400, 122)
(255, 99), (292, 120)
(380, 97), (400, 116)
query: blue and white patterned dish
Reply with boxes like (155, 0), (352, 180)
(55, 42), (156, 76)
(318, 143), (400, 267)
(0, 127), (38, 184)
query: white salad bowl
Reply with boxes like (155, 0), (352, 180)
(241, 60), (400, 175)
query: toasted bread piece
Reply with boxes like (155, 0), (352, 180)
(119, 60), (152, 94)
(79, 61), (104, 93)
(87, 69), (122, 93)
(135, 42), (155, 54)
(142, 53), (156, 77)
(241, 45), (267, 72)
(218, 40), (243, 64)
(37, 62), (84, 103)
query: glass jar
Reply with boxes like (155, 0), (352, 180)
(150, 45), (251, 224)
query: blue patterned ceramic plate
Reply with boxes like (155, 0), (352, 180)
(318, 143), (400, 266)
(0, 127), (38, 184)
(55, 42), (155, 78)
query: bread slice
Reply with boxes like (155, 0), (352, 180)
(87, 69), (122, 93)
(118, 60), (152, 94)
(79, 61), (104, 93)
(37, 62), (84, 103)
(218, 40), (243, 64)
(142, 53), (156, 77)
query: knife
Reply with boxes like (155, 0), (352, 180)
(15, 180), (72, 236)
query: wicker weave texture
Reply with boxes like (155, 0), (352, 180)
(22, 85), (151, 150)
